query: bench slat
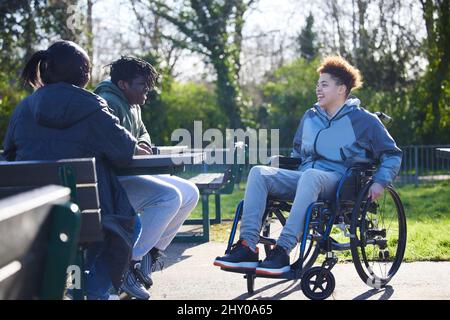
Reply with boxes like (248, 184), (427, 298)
(0, 158), (102, 244)
(0, 158), (97, 187)
(0, 185), (100, 210)
(77, 186), (100, 211)
(78, 209), (103, 243)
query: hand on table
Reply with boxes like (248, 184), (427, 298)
(136, 144), (153, 155)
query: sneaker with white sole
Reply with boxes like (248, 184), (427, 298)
(213, 240), (259, 271)
(256, 245), (290, 276)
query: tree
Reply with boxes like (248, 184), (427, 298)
(130, 2), (185, 78)
(260, 58), (319, 147)
(0, 0), (92, 142)
(131, 0), (257, 129)
(138, 52), (225, 146)
(296, 12), (318, 61)
(419, 0), (450, 142)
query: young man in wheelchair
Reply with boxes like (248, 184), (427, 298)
(214, 56), (402, 276)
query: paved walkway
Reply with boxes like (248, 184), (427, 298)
(148, 242), (450, 300)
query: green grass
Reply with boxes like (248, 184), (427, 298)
(187, 181), (450, 262)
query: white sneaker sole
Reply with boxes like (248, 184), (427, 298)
(213, 259), (258, 270)
(255, 265), (291, 276)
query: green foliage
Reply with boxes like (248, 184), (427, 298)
(0, 1), (448, 148)
(254, 55), (449, 147)
(147, 0), (252, 128)
(0, 0), (88, 144)
(0, 75), (26, 144)
(142, 80), (224, 146)
(139, 51), (225, 146)
(258, 58), (318, 146)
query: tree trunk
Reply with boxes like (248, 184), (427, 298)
(213, 56), (243, 129)
(86, 0), (94, 83)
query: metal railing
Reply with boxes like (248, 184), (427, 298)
(397, 145), (450, 185)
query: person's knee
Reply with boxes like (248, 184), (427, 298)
(183, 181), (200, 209)
(159, 185), (183, 212)
(248, 165), (271, 181)
(188, 181), (200, 203)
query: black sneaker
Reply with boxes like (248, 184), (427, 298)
(256, 246), (290, 276)
(139, 248), (165, 289)
(120, 262), (150, 300)
(213, 240), (259, 270)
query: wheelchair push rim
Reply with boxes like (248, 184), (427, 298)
(350, 182), (407, 288)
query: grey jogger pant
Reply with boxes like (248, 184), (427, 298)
(239, 166), (342, 252)
(118, 175), (199, 260)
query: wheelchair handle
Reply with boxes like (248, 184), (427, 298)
(375, 111), (392, 125)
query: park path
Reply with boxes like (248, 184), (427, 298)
(146, 242), (450, 300)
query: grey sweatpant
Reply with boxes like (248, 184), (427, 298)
(240, 166), (342, 252)
(118, 175), (199, 260)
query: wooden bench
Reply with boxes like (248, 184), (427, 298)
(0, 185), (81, 299)
(0, 158), (102, 244)
(0, 158), (102, 299)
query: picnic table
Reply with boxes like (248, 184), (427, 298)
(151, 145), (188, 155)
(116, 152), (209, 243)
(115, 152), (204, 176)
(121, 145), (245, 243)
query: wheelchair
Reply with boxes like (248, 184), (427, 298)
(220, 156), (407, 300)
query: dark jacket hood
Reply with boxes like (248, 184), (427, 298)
(29, 82), (107, 129)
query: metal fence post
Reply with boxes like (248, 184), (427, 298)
(414, 146), (419, 186)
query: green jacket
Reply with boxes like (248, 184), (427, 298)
(94, 79), (152, 148)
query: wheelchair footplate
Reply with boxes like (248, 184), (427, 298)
(218, 263), (299, 281)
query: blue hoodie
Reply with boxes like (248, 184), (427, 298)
(2, 82), (138, 289)
(292, 97), (402, 187)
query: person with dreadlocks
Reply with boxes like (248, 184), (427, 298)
(94, 56), (199, 300)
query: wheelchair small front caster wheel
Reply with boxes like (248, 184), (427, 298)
(301, 266), (335, 300)
(245, 274), (255, 295)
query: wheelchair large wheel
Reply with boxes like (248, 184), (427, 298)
(350, 183), (407, 288)
(261, 208), (319, 271)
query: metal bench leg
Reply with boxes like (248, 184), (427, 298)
(202, 194), (210, 242)
(40, 203), (81, 300)
(212, 194), (222, 224)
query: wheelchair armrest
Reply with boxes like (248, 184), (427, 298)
(269, 155), (301, 170)
(345, 158), (376, 170)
